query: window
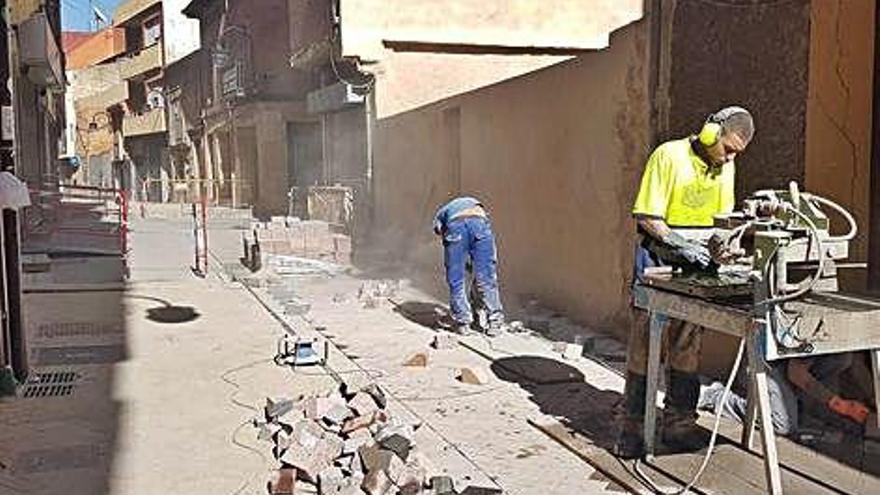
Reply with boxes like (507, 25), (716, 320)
(143, 15), (161, 47)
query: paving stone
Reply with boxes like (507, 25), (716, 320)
(291, 419), (326, 451)
(459, 487), (503, 495)
(362, 468), (393, 495)
(379, 434), (412, 462)
(396, 462), (427, 495)
(318, 466), (346, 495)
(343, 429), (374, 455)
(268, 467), (297, 495)
(456, 367), (489, 385)
(361, 383), (388, 409)
(258, 422), (283, 441)
(431, 333), (458, 350)
(348, 392), (380, 417)
(284, 300), (312, 315)
(342, 410), (388, 435)
(317, 435), (345, 465)
(324, 403), (354, 425)
(334, 453), (355, 474)
(359, 444), (404, 483)
(307, 396), (348, 420)
(375, 423), (415, 461)
(403, 352), (429, 367)
(280, 447), (325, 483)
(273, 443), (287, 461)
(274, 429), (292, 451)
(429, 476), (455, 495)
(551, 342), (583, 360)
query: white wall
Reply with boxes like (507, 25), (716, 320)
(162, 0), (201, 65)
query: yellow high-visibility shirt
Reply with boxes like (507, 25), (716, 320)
(632, 138), (735, 227)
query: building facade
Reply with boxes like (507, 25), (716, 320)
(2, 0), (67, 381)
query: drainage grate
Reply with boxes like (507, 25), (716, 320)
(32, 344), (126, 365)
(20, 370), (80, 398)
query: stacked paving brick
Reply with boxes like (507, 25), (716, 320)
(249, 217), (352, 265)
(259, 383), (497, 495)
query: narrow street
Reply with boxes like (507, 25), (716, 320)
(0, 214), (623, 494)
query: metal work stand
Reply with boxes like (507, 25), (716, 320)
(636, 285), (880, 495)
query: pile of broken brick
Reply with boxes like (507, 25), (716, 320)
(259, 382), (498, 495)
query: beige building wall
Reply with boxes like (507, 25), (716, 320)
(341, 0), (643, 60)
(341, 0), (644, 119)
(372, 22), (652, 331)
(805, 0), (876, 290)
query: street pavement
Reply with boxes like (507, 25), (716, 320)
(0, 215), (622, 494)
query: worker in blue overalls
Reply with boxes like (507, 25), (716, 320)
(433, 196), (506, 336)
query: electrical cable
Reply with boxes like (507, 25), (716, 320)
(757, 207), (825, 307)
(632, 338), (747, 495)
(803, 193), (858, 242)
(229, 419), (271, 495)
(219, 356), (278, 495)
(220, 357), (275, 414)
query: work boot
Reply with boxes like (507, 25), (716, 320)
(450, 323), (473, 336)
(615, 372), (647, 459)
(662, 370), (707, 451)
(484, 312), (506, 337)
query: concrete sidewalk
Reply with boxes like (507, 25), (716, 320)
(1, 217), (338, 494)
(0, 215), (623, 494)
(207, 220), (623, 494)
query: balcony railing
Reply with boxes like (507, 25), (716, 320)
(123, 108), (166, 137)
(119, 42), (162, 80)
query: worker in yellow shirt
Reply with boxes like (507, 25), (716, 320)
(616, 106), (755, 458)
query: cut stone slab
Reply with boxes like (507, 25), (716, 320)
(459, 487), (503, 495)
(431, 333), (458, 350)
(266, 397), (295, 420)
(359, 444), (406, 484)
(375, 423), (415, 461)
(361, 383), (388, 409)
(323, 403), (354, 425)
(430, 476), (455, 495)
(343, 429), (374, 455)
(456, 367), (489, 385)
(274, 429), (292, 451)
(318, 466), (346, 495)
(307, 396), (348, 420)
(403, 352), (429, 367)
(362, 468), (393, 495)
(268, 467), (297, 495)
(280, 447), (325, 484)
(348, 392), (380, 417)
(564, 344), (584, 361)
(342, 410), (388, 435)
(291, 419), (326, 451)
(379, 434), (412, 462)
(397, 462), (427, 495)
(258, 422), (283, 441)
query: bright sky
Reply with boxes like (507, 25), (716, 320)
(61, 0), (123, 31)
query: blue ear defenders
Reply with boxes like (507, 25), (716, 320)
(698, 106), (751, 147)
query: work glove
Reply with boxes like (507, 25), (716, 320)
(658, 231), (713, 269)
(707, 230), (746, 265)
(827, 395), (870, 425)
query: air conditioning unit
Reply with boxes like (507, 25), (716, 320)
(19, 13), (63, 91)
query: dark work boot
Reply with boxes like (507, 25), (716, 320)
(615, 372), (647, 459)
(662, 370), (707, 451)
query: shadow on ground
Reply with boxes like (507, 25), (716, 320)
(491, 355), (730, 457)
(392, 300), (448, 330)
(126, 294), (201, 324)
